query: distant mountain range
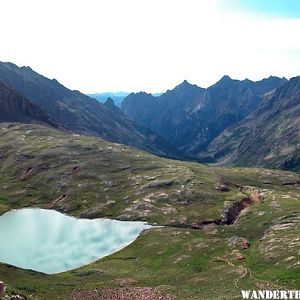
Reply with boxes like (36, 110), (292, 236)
(0, 62), (179, 158)
(122, 76), (287, 152)
(88, 92), (162, 107)
(0, 61), (298, 171)
(87, 92), (130, 107)
(122, 75), (300, 171)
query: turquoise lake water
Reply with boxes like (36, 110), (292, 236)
(0, 208), (151, 274)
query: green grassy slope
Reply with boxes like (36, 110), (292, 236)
(0, 123), (299, 299)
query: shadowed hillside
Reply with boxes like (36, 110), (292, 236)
(204, 76), (300, 171)
(0, 81), (59, 128)
(0, 62), (180, 159)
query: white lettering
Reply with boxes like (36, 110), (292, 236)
(288, 291), (294, 299)
(258, 290), (266, 299)
(240, 290), (300, 299)
(281, 291), (288, 300)
(266, 291), (273, 299)
(273, 290), (280, 299)
(242, 291), (251, 299)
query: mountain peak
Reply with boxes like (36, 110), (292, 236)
(104, 97), (115, 107)
(267, 75), (286, 80)
(173, 80), (191, 89)
(173, 80), (198, 91)
(211, 75), (234, 89)
(21, 66), (33, 71)
(219, 75), (233, 82)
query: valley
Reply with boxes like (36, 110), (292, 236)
(0, 123), (299, 299)
(1, 1), (299, 299)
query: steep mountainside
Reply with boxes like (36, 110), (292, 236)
(0, 123), (300, 299)
(122, 76), (286, 156)
(123, 80), (207, 147)
(204, 76), (300, 171)
(0, 81), (58, 127)
(0, 62), (179, 158)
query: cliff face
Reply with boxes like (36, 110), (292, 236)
(0, 81), (58, 127)
(204, 76), (300, 171)
(123, 80), (207, 149)
(122, 76), (286, 156)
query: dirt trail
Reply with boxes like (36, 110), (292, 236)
(213, 255), (251, 288)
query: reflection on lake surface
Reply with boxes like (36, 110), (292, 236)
(0, 208), (151, 274)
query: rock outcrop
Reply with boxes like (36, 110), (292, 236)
(228, 236), (250, 249)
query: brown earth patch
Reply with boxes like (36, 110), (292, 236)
(70, 287), (172, 300)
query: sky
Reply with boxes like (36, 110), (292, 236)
(1, 0), (300, 93)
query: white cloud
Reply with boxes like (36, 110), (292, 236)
(0, 0), (299, 93)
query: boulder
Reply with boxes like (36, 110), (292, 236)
(215, 183), (230, 192)
(228, 236), (250, 249)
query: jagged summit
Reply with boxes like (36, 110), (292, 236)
(104, 97), (117, 110)
(219, 75), (232, 81)
(213, 75), (234, 87)
(174, 79), (198, 90)
(180, 79), (189, 86)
